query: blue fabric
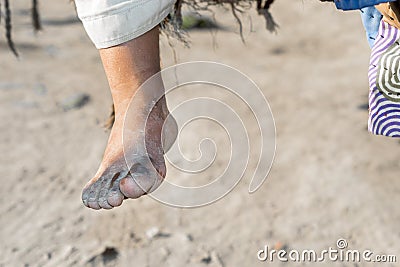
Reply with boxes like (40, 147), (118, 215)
(334, 0), (395, 10)
(360, 7), (383, 48)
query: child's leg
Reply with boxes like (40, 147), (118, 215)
(74, 0), (176, 209)
(81, 27), (169, 210)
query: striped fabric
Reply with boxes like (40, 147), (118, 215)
(368, 20), (400, 137)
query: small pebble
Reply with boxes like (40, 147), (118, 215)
(146, 227), (160, 239)
(60, 93), (90, 111)
(145, 227), (170, 239)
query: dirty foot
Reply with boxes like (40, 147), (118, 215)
(82, 94), (175, 210)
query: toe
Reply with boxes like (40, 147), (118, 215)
(99, 199), (113, 209)
(82, 199), (89, 207)
(107, 190), (124, 207)
(87, 190), (101, 210)
(119, 160), (164, 198)
(88, 201), (101, 210)
(82, 178), (99, 208)
(82, 189), (90, 207)
(82, 171), (126, 209)
(120, 176), (145, 199)
(98, 189), (113, 210)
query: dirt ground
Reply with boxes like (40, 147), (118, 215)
(1, 0), (400, 266)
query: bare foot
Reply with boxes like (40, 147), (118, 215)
(82, 95), (172, 210)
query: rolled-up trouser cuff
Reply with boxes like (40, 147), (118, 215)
(75, 0), (175, 49)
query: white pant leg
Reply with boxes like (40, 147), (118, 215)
(75, 0), (176, 49)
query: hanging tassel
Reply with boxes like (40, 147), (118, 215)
(2, 0), (41, 56)
(4, 0), (19, 57)
(32, 0), (42, 32)
(258, 0), (279, 33)
(174, 0), (183, 27)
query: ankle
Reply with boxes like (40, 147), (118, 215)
(111, 83), (166, 116)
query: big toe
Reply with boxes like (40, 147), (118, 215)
(119, 172), (162, 198)
(119, 176), (147, 199)
(120, 160), (162, 198)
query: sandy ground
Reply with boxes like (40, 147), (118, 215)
(1, 0), (400, 266)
